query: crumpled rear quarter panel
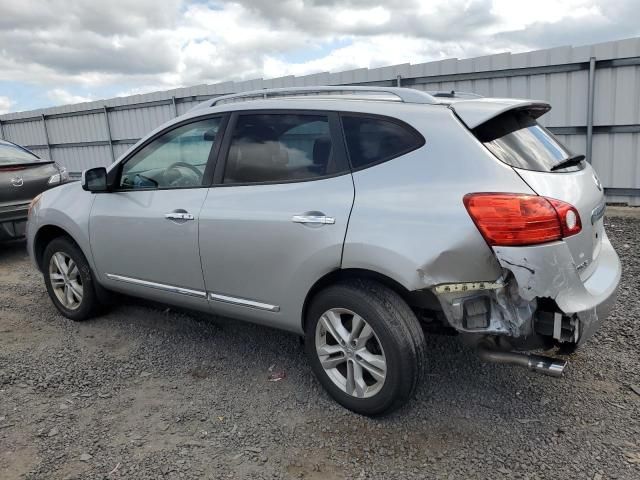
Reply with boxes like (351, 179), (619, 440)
(342, 107), (536, 291)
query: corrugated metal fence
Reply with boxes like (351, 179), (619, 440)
(1, 37), (639, 204)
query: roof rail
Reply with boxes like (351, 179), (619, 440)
(191, 86), (438, 111)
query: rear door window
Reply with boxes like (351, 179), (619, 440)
(473, 110), (582, 172)
(223, 113), (339, 184)
(341, 115), (424, 169)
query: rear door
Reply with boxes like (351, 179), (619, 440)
(466, 105), (605, 278)
(199, 110), (354, 332)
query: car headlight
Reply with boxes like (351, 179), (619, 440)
(28, 193), (43, 217)
(48, 165), (69, 184)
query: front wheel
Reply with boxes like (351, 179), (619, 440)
(43, 236), (102, 321)
(305, 280), (426, 416)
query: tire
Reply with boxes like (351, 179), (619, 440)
(42, 236), (102, 321)
(305, 279), (426, 416)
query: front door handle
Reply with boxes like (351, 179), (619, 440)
(291, 214), (335, 225)
(165, 212), (195, 221)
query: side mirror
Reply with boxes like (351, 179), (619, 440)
(81, 167), (108, 192)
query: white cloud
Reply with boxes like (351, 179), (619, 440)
(0, 0), (638, 111)
(46, 89), (94, 105)
(490, 0), (600, 31)
(0, 96), (13, 114)
(263, 36), (497, 78)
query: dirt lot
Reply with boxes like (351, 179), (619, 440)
(1, 213), (639, 480)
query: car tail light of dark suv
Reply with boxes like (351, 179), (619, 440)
(463, 193), (582, 247)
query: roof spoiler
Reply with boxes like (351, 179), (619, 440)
(449, 99), (551, 130)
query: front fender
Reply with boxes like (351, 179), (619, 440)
(27, 182), (97, 272)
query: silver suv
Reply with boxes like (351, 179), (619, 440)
(27, 87), (621, 415)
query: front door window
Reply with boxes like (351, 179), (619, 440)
(120, 118), (222, 189)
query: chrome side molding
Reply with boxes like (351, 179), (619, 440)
(105, 274), (280, 312)
(105, 274), (207, 298)
(209, 292), (280, 312)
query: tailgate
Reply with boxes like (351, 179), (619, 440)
(515, 165), (606, 279)
(457, 99), (606, 279)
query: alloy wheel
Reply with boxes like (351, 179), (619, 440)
(315, 308), (387, 398)
(49, 252), (83, 310)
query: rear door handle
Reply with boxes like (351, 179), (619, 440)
(291, 214), (335, 225)
(165, 212), (195, 221)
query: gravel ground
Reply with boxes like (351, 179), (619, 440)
(1, 213), (639, 480)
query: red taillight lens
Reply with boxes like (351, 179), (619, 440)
(547, 198), (582, 237)
(463, 193), (582, 246)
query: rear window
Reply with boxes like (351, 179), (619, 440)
(473, 110), (581, 172)
(342, 115), (424, 169)
(0, 141), (39, 165)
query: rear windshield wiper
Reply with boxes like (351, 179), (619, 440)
(550, 154), (585, 171)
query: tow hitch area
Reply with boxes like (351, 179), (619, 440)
(478, 346), (567, 377)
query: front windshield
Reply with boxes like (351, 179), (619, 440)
(0, 142), (39, 165)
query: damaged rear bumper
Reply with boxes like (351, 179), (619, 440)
(433, 233), (621, 347)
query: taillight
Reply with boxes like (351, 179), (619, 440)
(547, 198), (582, 237)
(463, 193), (582, 246)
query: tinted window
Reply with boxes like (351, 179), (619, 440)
(342, 116), (423, 169)
(120, 118), (221, 189)
(473, 111), (581, 172)
(223, 114), (336, 184)
(0, 141), (39, 165)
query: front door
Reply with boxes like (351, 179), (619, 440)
(90, 116), (225, 310)
(199, 111), (354, 332)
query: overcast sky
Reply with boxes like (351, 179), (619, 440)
(1, 0), (638, 113)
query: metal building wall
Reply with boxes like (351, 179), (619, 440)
(1, 37), (639, 204)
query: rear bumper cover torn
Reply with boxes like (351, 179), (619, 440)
(434, 234), (621, 346)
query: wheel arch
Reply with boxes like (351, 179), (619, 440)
(33, 224), (80, 271)
(301, 268), (438, 331)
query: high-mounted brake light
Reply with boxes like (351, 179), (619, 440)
(463, 193), (582, 246)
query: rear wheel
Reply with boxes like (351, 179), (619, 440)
(43, 237), (102, 321)
(305, 280), (426, 416)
